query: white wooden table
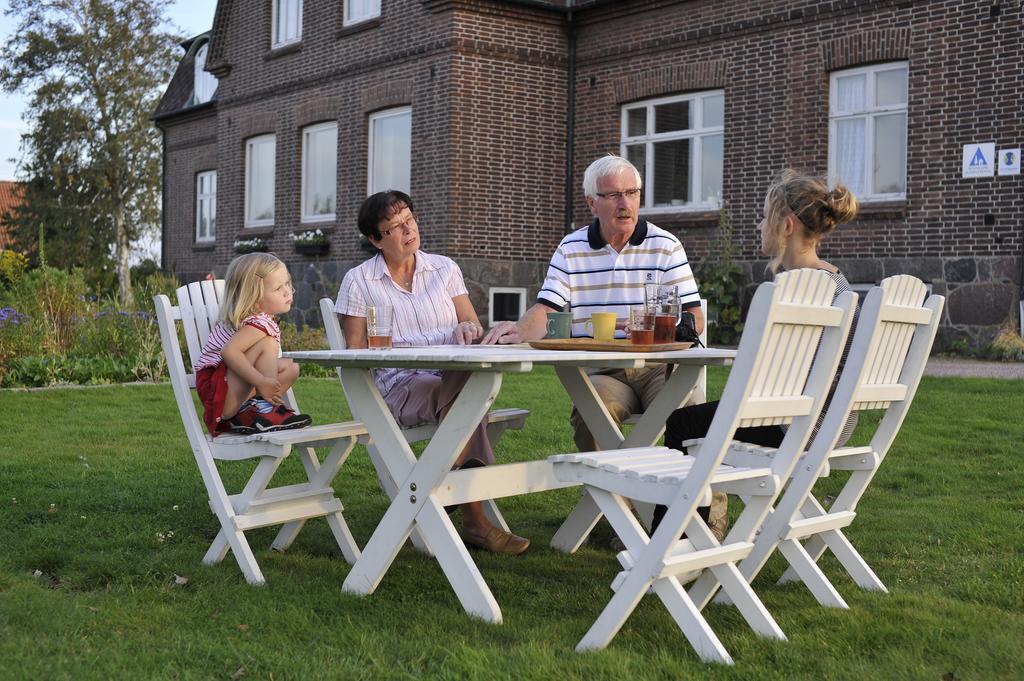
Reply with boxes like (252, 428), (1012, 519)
(284, 344), (735, 623)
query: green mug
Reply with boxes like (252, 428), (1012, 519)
(546, 311), (572, 339)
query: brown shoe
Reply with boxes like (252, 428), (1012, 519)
(463, 526), (530, 555)
(708, 491), (729, 543)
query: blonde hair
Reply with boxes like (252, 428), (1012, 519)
(221, 253), (286, 328)
(763, 169), (858, 274)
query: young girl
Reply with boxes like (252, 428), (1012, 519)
(194, 253), (312, 435)
(659, 169), (859, 540)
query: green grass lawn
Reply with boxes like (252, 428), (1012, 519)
(1, 368), (1022, 680)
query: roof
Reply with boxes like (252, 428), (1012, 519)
(0, 181), (25, 250)
(153, 32), (216, 122)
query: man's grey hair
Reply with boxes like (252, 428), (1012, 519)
(582, 155), (643, 199)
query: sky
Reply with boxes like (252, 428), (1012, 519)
(0, 0), (218, 181)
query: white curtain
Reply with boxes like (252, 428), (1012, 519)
(835, 118), (865, 196)
(371, 110), (412, 194)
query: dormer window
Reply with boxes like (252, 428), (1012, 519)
(344, 0), (380, 26)
(273, 0), (302, 48)
(192, 43), (217, 105)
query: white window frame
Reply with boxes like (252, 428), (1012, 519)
(828, 61), (909, 201)
(272, 0), (303, 48)
(195, 170), (216, 243)
(300, 122), (338, 223)
(620, 90), (724, 214)
(245, 134), (276, 228)
(192, 43), (217, 105)
(367, 106), (412, 195)
(344, 0), (381, 27)
(488, 287), (527, 327)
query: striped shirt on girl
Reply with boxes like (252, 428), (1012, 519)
(194, 312), (281, 371)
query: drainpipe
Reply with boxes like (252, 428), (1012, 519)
(159, 125), (168, 274)
(563, 3), (576, 234)
(1019, 221), (1024, 336)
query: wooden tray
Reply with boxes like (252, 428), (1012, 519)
(528, 338), (693, 352)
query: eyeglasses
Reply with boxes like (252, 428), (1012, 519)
(379, 213), (417, 238)
(594, 188), (642, 201)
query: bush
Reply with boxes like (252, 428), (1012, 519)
(280, 318), (334, 378)
(3, 266), (90, 355)
(985, 325), (1024, 362)
(1, 354), (165, 387)
(0, 249), (29, 288)
(695, 205), (745, 346)
(0, 265), (178, 387)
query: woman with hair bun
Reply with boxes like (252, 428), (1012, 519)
(656, 170), (861, 541)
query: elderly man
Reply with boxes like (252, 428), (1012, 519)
(484, 155), (725, 537)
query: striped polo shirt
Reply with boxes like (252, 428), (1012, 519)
(335, 250), (467, 395)
(538, 218), (701, 338)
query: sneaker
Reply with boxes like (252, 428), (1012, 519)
(226, 398), (312, 434)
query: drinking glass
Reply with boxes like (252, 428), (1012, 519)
(366, 305), (393, 349)
(628, 307), (655, 345)
(645, 284), (680, 343)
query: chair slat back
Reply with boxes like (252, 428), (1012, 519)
(179, 280), (225, 371)
(319, 297), (347, 350)
(740, 269), (847, 429)
(650, 270), (855, 559)
(847, 275), (942, 461)
(154, 292), (211, 455)
(853, 275), (932, 412)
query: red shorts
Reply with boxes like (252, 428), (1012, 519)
(196, 363), (230, 436)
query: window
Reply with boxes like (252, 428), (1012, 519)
(245, 135), (275, 227)
(621, 90), (724, 212)
(195, 171), (217, 242)
(488, 287), (527, 327)
(302, 122), (338, 222)
(368, 107), (412, 195)
(345, 0), (380, 26)
(272, 0), (302, 48)
(828, 62), (908, 199)
(192, 43), (217, 105)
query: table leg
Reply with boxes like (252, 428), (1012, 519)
(550, 364), (701, 553)
(341, 369), (505, 623)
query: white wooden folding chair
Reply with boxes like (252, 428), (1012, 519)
(550, 269), (856, 662)
(154, 280), (365, 585)
(318, 297), (529, 552)
(695, 275), (943, 610)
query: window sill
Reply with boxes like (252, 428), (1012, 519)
(265, 41), (302, 61)
(300, 215), (337, 225)
(643, 210), (720, 230)
(242, 224), (275, 236)
(193, 241), (216, 252)
(856, 199), (907, 220)
(337, 16), (381, 39)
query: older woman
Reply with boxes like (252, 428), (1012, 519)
(335, 190), (529, 555)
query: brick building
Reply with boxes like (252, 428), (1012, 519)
(154, 0), (1024, 350)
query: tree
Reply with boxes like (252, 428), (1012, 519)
(0, 0), (178, 305)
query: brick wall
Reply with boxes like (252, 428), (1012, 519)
(159, 0), (1024, 348)
(162, 111), (218, 283)
(571, 0), (1024, 348)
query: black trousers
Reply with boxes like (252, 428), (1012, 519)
(652, 401), (786, 533)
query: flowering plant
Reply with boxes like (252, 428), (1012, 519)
(0, 306), (27, 328)
(233, 236), (268, 254)
(289, 228), (329, 245)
